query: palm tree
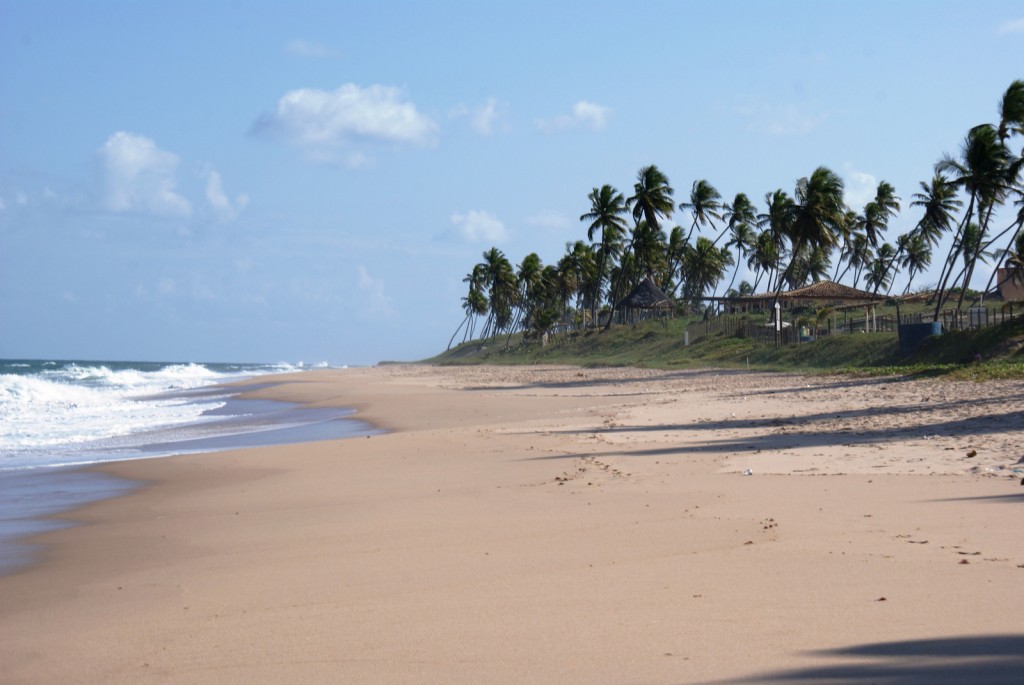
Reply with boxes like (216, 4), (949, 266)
(944, 222), (997, 298)
(748, 229), (782, 292)
(843, 232), (875, 288)
(911, 174), (962, 249)
(681, 236), (733, 305)
(513, 252), (545, 336)
(722, 193), (757, 235)
(864, 243), (897, 293)
(997, 79), (1024, 143)
(970, 81), (1024, 304)
(859, 173), (959, 299)
(604, 165), (674, 329)
(900, 233), (932, 295)
(664, 225), (688, 296)
(719, 193), (758, 292)
(805, 245), (833, 284)
(630, 220), (668, 284)
(933, 123), (1017, 314)
(680, 179), (723, 243)
(448, 265), (489, 348)
(628, 165), (675, 232)
(479, 247), (517, 339)
(786, 244), (832, 288)
(722, 220), (756, 295)
(757, 189), (795, 291)
(862, 181), (901, 248)
(834, 210), (867, 284)
(551, 254), (578, 330)
(560, 240), (597, 326)
(1001, 229), (1024, 287)
(980, 198), (1024, 300)
(776, 167), (846, 300)
(580, 184), (629, 326)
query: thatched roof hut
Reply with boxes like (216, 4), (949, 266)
(718, 280), (885, 313)
(620, 277), (674, 309)
(616, 277), (675, 324)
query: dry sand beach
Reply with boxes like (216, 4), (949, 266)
(1, 364), (1022, 683)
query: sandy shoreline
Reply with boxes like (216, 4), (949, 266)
(1, 364), (1022, 683)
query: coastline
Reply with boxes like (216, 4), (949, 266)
(0, 370), (375, 576)
(1, 365), (1022, 683)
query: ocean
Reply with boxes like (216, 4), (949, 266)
(0, 359), (378, 574)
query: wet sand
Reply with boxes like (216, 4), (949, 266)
(1, 364), (1022, 683)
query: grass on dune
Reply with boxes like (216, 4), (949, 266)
(430, 310), (1024, 380)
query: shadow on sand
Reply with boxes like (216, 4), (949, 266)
(699, 634), (1024, 684)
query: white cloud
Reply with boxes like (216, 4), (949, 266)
(736, 101), (827, 136)
(571, 101), (610, 130)
(844, 168), (878, 210)
(536, 100), (611, 133)
(526, 210), (569, 229)
(450, 210), (508, 243)
(16, 192), (27, 206)
(356, 265), (394, 316)
(996, 18), (1024, 35)
(203, 169), (249, 221)
(451, 97), (505, 136)
(472, 98), (501, 135)
(286, 39), (338, 58)
(253, 84), (438, 160)
(0, 196), (5, 211)
(98, 132), (192, 217)
(158, 277), (177, 295)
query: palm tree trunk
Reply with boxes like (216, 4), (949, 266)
(955, 200), (995, 310)
(978, 218), (1024, 304)
(874, 245), (906, 296)
(834, 259), (855, 286)
(752, 269), (765, 293)
(447, 315), (470, 350)
(968, 210), (1020, 306)
(602, 229), (638, 332)
(710, 224), (729, 247)
(832, 248), (849, 281)
(724, 249), (741, 294)
(593, 243), (608, 330)
(903, 268), (917, 296)
(771, 239), (804, 320)
(932, 195), (975, 317)
(683, 221), (699, 245)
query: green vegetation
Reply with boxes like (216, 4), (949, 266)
(431, 307), (1024, 381)
(448, 80), (1024, 357)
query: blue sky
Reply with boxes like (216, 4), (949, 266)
(1, 1), (1022, 365)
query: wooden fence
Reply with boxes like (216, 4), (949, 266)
(940, 304), (1018, 331)
(685, 305), (1020, 348)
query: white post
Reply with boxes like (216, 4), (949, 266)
(774, 301), (781, 347)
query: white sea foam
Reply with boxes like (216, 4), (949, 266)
(0, 361), (303, 470)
